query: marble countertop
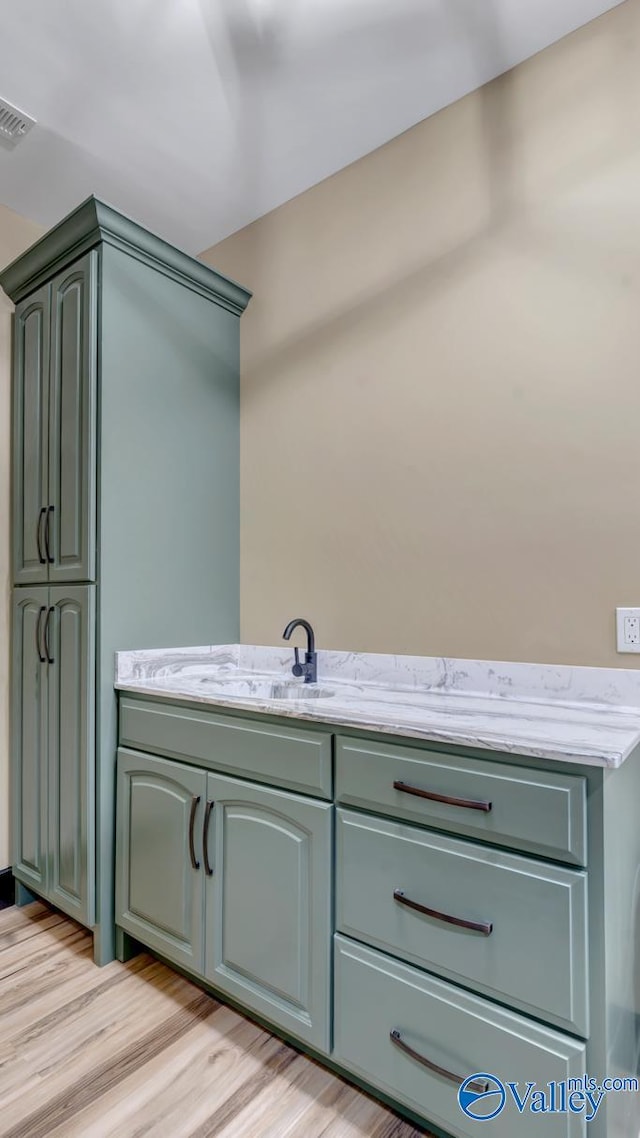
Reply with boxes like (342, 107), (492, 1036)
(114, 644), (640, 768)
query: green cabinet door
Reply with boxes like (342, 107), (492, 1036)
(11, 588), (49, 893)
(203, 773), (333, 1053)
(116, 749), (207, 974)
(47, 585), (96, 925)
(48, 253), (98, 583)
(12, 287), (50, 586)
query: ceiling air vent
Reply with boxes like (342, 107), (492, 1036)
(0, 97), (36, 146)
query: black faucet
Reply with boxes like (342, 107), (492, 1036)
(282, 618), (317, 684)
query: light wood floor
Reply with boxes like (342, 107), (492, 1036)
(0, 902), (430, 1138)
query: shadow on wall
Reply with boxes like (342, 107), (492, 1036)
(199, 0), (639, 383)
(198, 0), (640, 665)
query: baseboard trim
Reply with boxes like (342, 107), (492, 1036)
(0, 868), (15, 907)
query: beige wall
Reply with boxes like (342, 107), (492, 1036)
(0, 205), (45, 869)
(202, 0), (640, 668)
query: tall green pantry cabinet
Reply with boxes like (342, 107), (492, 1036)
(1, 197), (250, 964)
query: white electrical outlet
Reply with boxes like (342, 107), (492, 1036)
(616, 608), (640, 653)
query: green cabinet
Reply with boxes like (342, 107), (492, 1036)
(336, 736), (587, 866)
(336, 808), (589, 1036)
(116, 750), (206, 974)
(333, 936), (587, 1138)
(4, 198), (250, 964)
(115, 750), (332, 1053)
(113, 695), (640, 1138)
(12, 287), (50, 586)
(11, 584), (95, 926)
(11, 588), (49, 892)
(12, 254), (97, 586)
(47, 255), (97, 584)
(47, 585), (96, 922)
(203, 772), (332, 1052)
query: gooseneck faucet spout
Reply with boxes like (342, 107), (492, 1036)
(282, 618), (317, 684)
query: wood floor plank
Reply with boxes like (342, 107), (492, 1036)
(3, 990), (217, 1138)
(0, 902), (49, 941)
(0, 962), (205, 1113)
(0, 903), (430, 1138)
(0, 922), (89, 982)
(55, 1012), (281, 1138)
(203, 1049), (394, 1138)
(0, 948), (140, 1036)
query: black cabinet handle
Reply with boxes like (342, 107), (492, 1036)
(35, 605), (46, 663)
(203, 800), (214, 876)
(394, 889), (493, 936)
(188, 795), (201, 870)
(37, 507), (46, 564)
(390, 1030), (488, 1094)
(393, 780), (492, 813)
(44, 607), (54, 665)
(44, 505), (54, 564)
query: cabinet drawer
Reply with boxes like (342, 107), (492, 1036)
(334, 936), (587, 1138)
(119, 697), (332, 798)
(336, 737), (586, 865)
(337, 810), (588, 1036)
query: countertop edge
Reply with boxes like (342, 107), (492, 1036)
(115, 680), (625, 769)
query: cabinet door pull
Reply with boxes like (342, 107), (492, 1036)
(390, 1030), (488, 1094)
(37, 507), (47, 564)
(393, 779), (492, 813)
(188, 795), (201, 870)
(203, 800), (214, 876)
(44, 606), (55, 665)
(35, 605), (46, 663)
(393, 889), (493, 936)
(44, 505), (55, 564)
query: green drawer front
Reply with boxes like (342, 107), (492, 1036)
(337, 810), (588, 1037)
(336, 737), (586, 865)
(119, 697), (332, 798)
(334, 936), (587, 1138)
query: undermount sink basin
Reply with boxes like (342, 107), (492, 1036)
(192, 675), (336, 701)
(270, 682), (336, 701)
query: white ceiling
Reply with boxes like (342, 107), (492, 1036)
(0, 0), (624, 254)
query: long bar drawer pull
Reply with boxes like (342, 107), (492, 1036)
(393, 779), (492, 813)
(188, 795), (201, 870)
(390, 1031), (488, 1094)
(44, 505), (54, 564)
(394, 889), (493, 936)
(37, 507), (46, 564)
(44, 607), (55, 665)
(203, 800), (215, 876)
(35, 605), (46, 663)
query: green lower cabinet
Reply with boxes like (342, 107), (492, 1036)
(203, 772), (333, 1054)
(12, 588), (50, 894)
(333, 936), (587, 1138)
(116, 749), (207, 974)
(12, 584), (95, 925)
(47, 586), (96, 925)
(115, 752), (333, 1055)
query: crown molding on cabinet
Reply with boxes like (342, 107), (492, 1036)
(0, 196), (252, 315)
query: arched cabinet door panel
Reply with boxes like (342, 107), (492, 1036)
(47, 585), (95, 925)
(12, 288), (50, 585)
(11, 588), (49, 892)
(48, 253), (97, 583)
(203, 773), (332, 1054)
(116, 748), (207, 975)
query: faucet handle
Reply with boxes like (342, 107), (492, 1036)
(291, 647), (304, 678)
